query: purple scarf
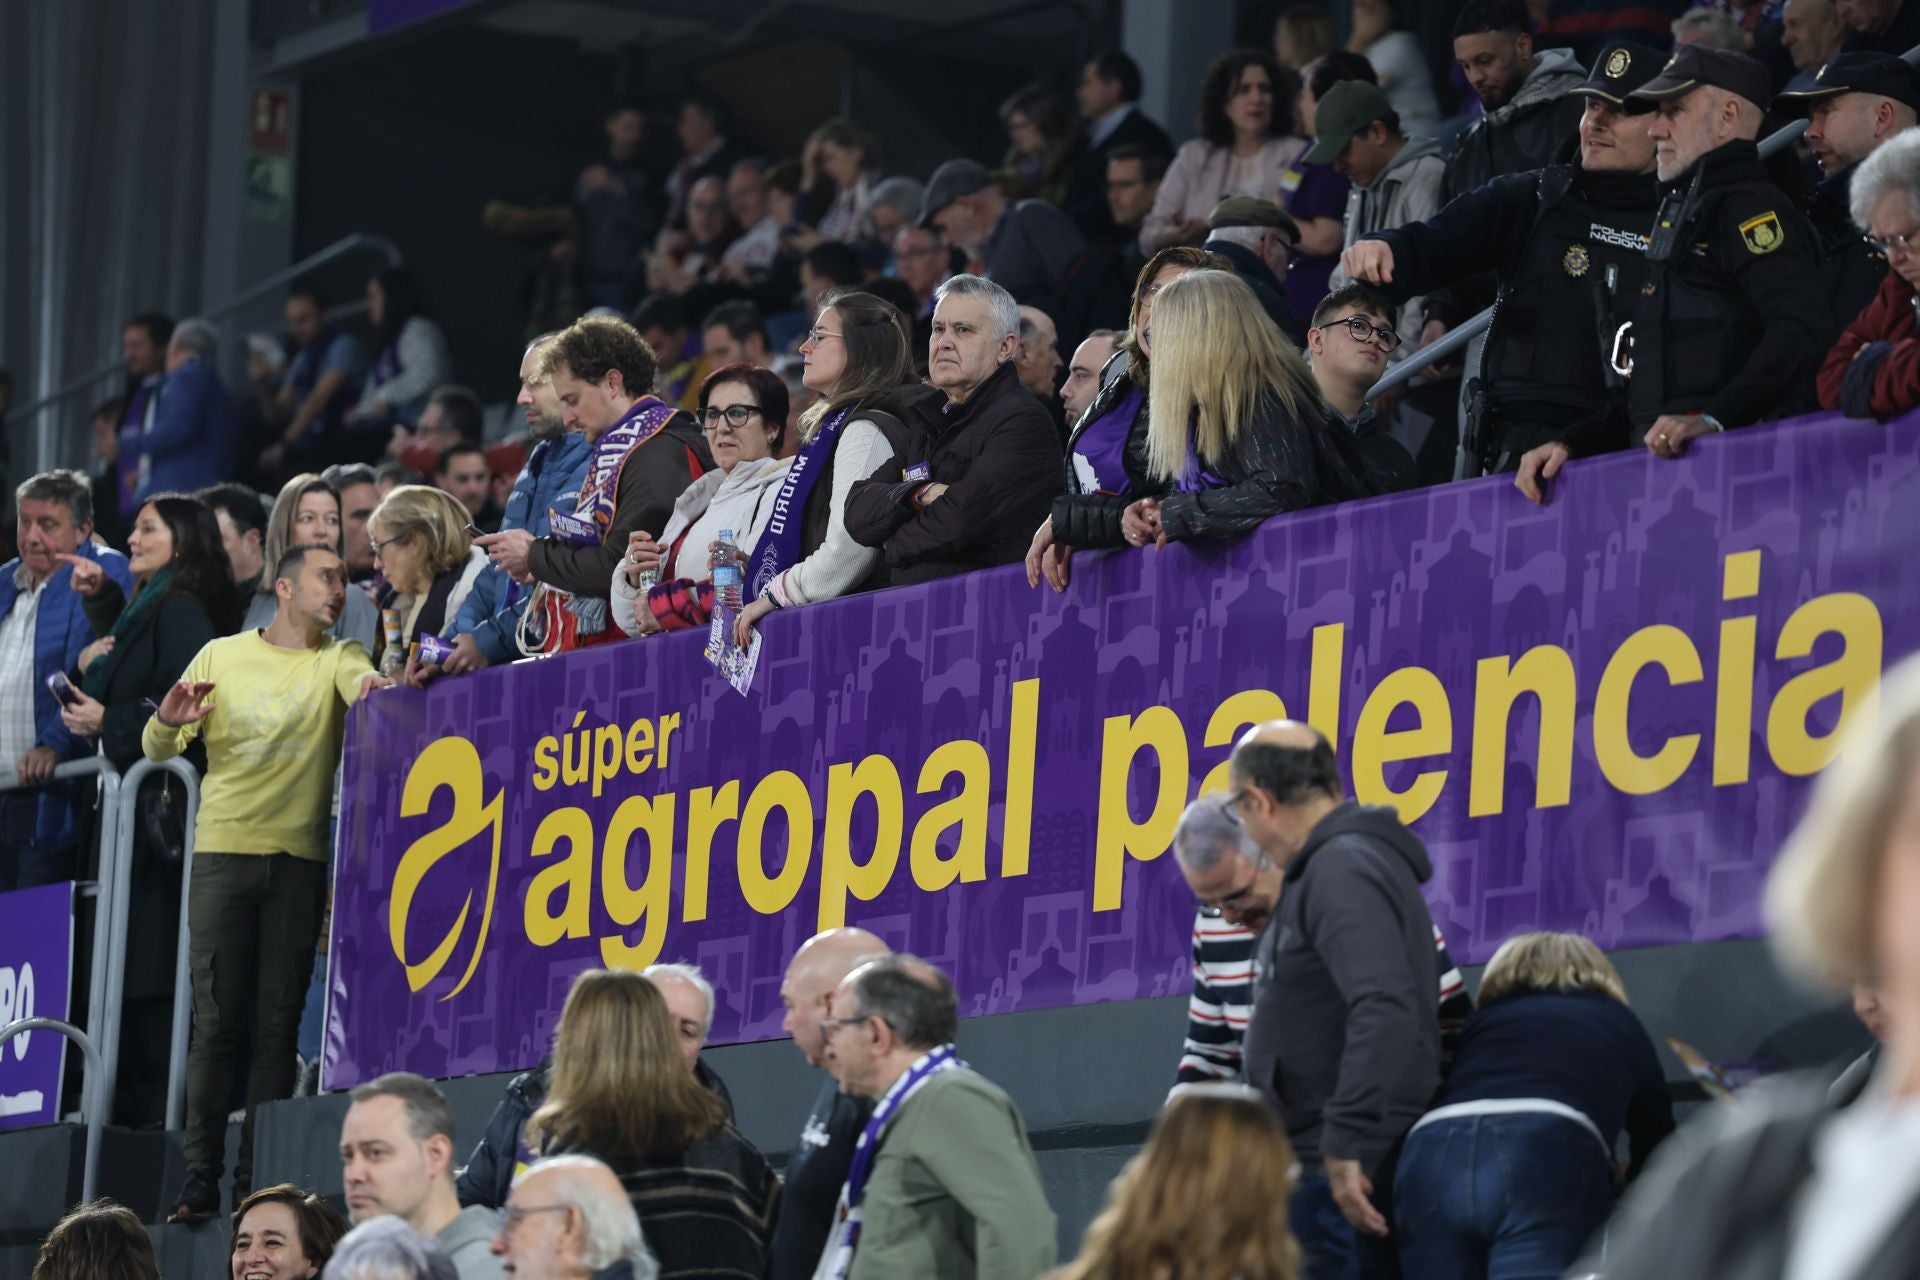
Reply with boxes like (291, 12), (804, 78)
(1067, 385), (1141, 496)
(1176, 409), (1226, 494)
(747, 406), (852, 601)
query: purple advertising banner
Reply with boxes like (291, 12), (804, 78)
(325, 409), (1910, 1090)
(0, 882), (74, 1130)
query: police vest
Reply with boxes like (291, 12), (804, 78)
(1484, 167), (1656, 424)
(1627, 186), (1817, 435)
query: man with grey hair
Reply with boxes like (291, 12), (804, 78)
(324, 1215), (459, 1280)
(1783, 0), (1848, 85)
(140, 314), (238, 500)
(844, 274), (1062, 585)
(869, 176), (925, 248)
(489, 1155), (658, 1280)
(1203, 196), (1304, 344)
(1672, 5), (1748, 49)
(815, 953), (1055, 1280)
(341, 1072), (505, 1279)
(642, 961), (719, 1073)
(918, 158), (1085, 311)
(1175, 721), (1447, 1278)
(0, 470), (131, 889)
(1614, 45), (1829, 461)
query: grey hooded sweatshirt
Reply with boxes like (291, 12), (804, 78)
(1241, 802), (1443, 1177)
(1331, 136), (1449, 350)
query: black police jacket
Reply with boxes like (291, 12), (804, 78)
(1807, 163), (1889, 331)
(1364, 162), (1658, 431)
(1610, 139), (1829, 444)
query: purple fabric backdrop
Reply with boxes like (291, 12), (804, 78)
(0, 882), (75, 1130)
(324, 409), (1916, 1090)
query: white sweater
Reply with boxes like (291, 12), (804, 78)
(610, 456), (793, 637)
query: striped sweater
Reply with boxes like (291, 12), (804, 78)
(1176, 912), (1473, 1086)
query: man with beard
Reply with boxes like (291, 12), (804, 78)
(433, 333), (591, 675)
(1446, 0), (1588, 200)
(1341, 43), (1665, 477)
(1776, 52), (1920, 328)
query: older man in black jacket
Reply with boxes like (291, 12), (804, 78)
(845, 275), (1062, 584)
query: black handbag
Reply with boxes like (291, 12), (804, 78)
(138, 773), (189, 867)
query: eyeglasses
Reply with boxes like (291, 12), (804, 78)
(700, 404), (764, 431)
(1193, 864), (1262, 915)
(818, 1011), (874, 1039)
(1330, 314), (1400, 351)
(1867, 226), (1920, 257)
(500, 1204), (572, 1234)
(370, 533), (406, 556)
(802, 328), (845, 347)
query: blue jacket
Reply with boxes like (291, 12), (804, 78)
(447, 432), (591, 662)
(139, 357), (237, 500)
(0, 543), (135, 844)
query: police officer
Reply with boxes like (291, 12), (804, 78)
(1775, 52), (1919, 327)
(1338, 42), (1664, 475)
(1517, 46), (1832, 499)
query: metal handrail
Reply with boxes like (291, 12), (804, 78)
(6, 232), (403, 431)
(0, 1017), (106, 1203)
(108, 757), (202, 1132)
(1363, 96), (1848, 402)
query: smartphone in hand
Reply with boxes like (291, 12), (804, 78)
(46, 671), (82, 708)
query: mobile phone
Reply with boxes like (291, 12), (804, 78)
(46, 671), (82, 708)
(464, 523), (485, 538)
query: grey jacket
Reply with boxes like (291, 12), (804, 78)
(1241, 803), (1442, 1176)
(437, 1204), (517, 1280)
(1330, 136), (1448, 350)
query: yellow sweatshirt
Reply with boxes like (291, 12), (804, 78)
(141, 631), (377, 860)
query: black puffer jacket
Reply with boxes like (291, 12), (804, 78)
(844, 361), (1062, 583)
(1156, 392), (1378, 542)
(1050, 352), (1160, 549)
(455, 1056), (734, 1209)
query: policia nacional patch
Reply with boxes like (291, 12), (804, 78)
(1739, 211), (1785, 254)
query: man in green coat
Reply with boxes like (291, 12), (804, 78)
(815, 954), (1056, 1280)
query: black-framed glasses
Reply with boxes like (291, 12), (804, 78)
(1333, 314), (1400, 351)
(700, 404), (764, 431)
(370, 533), (407, 556)
(818, 1010), (874, 1040)
(1867, 226), (1920, 257)
(1193, 865), (1262, 915)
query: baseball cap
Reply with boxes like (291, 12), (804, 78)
(1209, 196), (1302, 246)
(1302, 80), (1396, 165)
(918, 159), (996, 229)
(1571, 42), (1668, 107)
(1774, 51), (1920, 115)
(1629, 45), (1774, 111)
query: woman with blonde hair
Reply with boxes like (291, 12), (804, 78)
(1025, 245), (1230, 592)
(1392, 931), (1672, 1280)
(730, 290), (922, 645)
(1581, 653), (1920, 1277)
(367, 485), (486, 660)
(527, 969), (777, 1278)
(245, 472), (380, 648)
(1120, 269), (1373, 548)
(1050, 1083), (1299, 1280)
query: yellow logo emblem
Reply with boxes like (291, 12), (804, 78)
(389, 737), (504, 999)
(1605, 49), (1630, 79)
(1563, 244), (1591, 277)
(1739, 211), (1785, 255)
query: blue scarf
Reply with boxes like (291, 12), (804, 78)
(747, 406), (852, 602)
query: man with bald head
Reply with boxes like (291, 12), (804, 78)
(814, 953), (1054, 1280)
(774, 928), (888, 1280)
(489, 1154), (658, 1280)
(1172, 721), (1445, 1280)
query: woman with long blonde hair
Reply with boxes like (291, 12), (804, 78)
(1051, 1083), (1300, 1280)
(527, 969), (776, 1279)
(1393, 931), (1672, 1280)
(1121, 270), (1372, 548)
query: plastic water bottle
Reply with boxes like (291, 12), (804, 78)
(380, 608), (406, 680)
(710, 530), (744, 631)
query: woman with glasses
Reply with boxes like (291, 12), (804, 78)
(1141, 49), (1308, 255)
(1122, 270), (1376, 545)
(1025, 246), (1231, 593)
(727, 290), (921, 645)
(245, 472), (380, 649)
(366, 485), (487, 660)
(526, 969), (776, 1279)
(612, 364), (793, 635)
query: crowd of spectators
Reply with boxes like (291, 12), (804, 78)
(13, 0), (1920, 1277)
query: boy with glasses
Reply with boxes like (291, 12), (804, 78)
(1307, 286), (1418, 492)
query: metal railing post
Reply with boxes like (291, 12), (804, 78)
(106, 758), (203, 1133)
(0, 1017), (106, 1203)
